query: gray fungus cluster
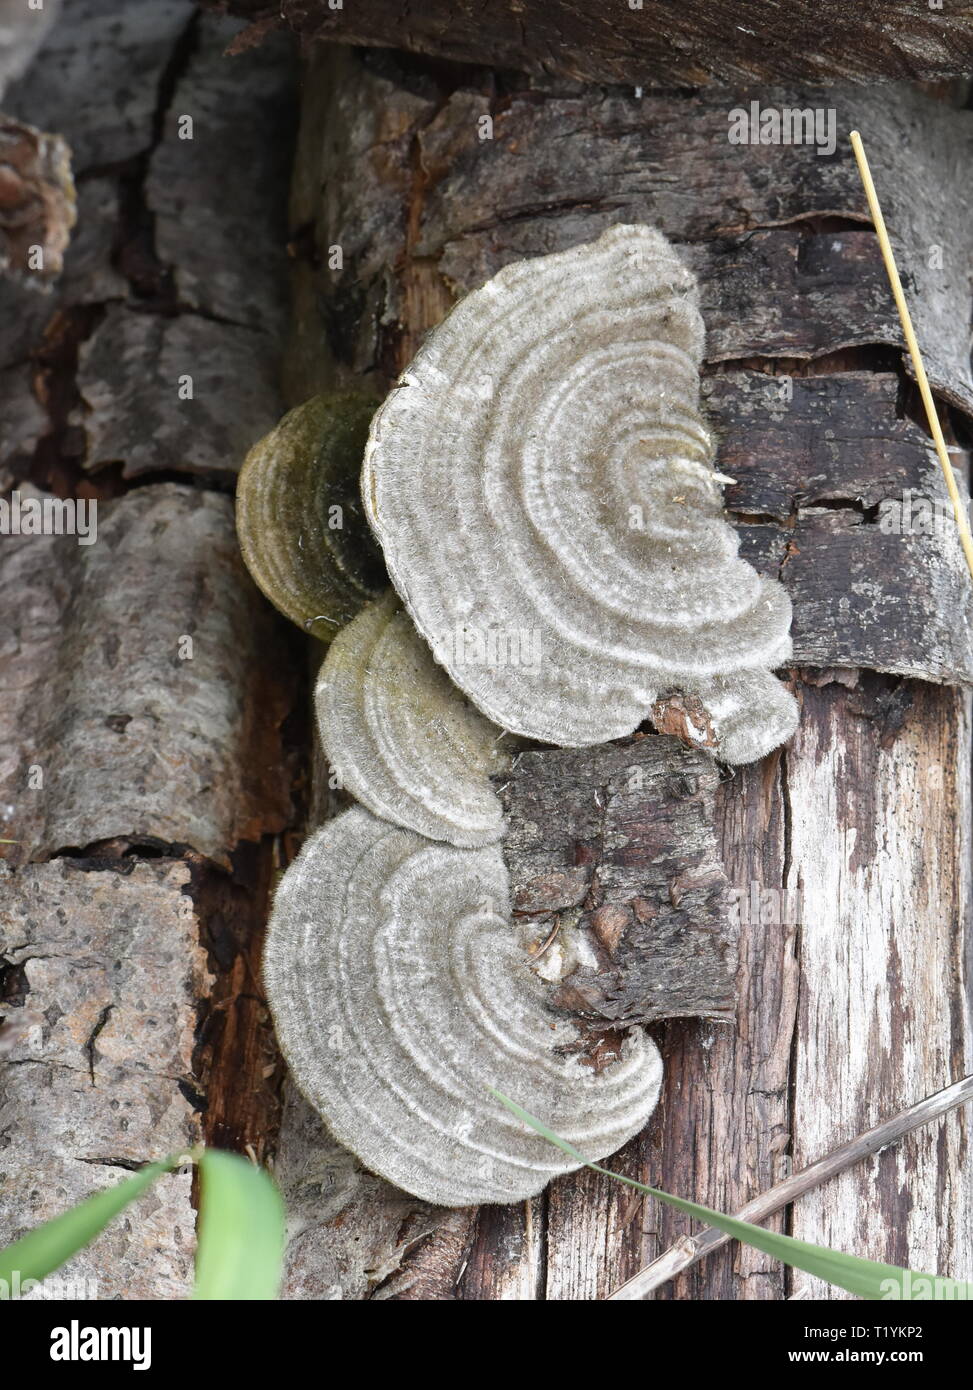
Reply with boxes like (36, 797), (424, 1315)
(238, 224), (797, 1206)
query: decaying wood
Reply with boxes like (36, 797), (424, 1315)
(0, 485), (292, 866)
(0, 115), (74, 283)
(211, 0), (973, 88)
(500, 738), (735, 1027)
(273, 45), (973, 1300)
(612, 1071), (973, 1299)
(786, 677), (972, 1298)
(0, 4), (299, 1298)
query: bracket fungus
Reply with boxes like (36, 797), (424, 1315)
(315, 589), (512, 847)
(237, 393), (385, 637)
(263, 807), (663, 1206)
(362, 224), (797, 758)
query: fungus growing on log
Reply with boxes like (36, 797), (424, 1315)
(362, 224), (797, 757)
(315, 589), (512, 847)
(237, 392), (385, 637)
(263, 807), (663, 1206)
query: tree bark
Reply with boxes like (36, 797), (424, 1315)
(210, 0), (973, 88)
(0, 2), (299, 1297)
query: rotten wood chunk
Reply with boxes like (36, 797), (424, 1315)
(77, 306), (282, 480)
(146, 14), (295, 335)
(650, 693), (718, 751)
(737, 499), (973, 688)
(0, 484), (294, 867)
(499, 738), (736, 1026)
(211, 1), (973, 88)
(704, 372), (930, 523)
(706, 371), (973, 685)
(0, 856), (209, 1298)
(2, 0), (196, 170)
(0, 116), (75, 283)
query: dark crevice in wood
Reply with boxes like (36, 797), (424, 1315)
(705, 345), (903, 379)
(25, 303), (108, 500)
(83, 1003), (114, 1084)
(0, 959), (30, 1009)
(111, 10), (202, 308)
(43, 839), (202, 869)
(191, 654), (309, 1162)
(191, 839), (288, 1163)
(77, 1156), (152, 1172)
(781, 737), (800, 1297)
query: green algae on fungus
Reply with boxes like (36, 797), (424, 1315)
(237, 393), (385, 638)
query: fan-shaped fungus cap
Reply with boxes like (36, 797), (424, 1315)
(316, 590), (512, 847)
(362, 224), (797, 756)
(263, 807), (663, 1206)
(237, 393), (385, 638)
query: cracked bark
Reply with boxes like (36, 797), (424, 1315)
(0, 3), (299, 1298)
(273, 46), (973, 1300)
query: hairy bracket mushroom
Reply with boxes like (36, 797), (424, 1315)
(263, 806), (664, 1206)
(237, 392), (385, 637)
(362, 224), (797, 757)
(315, 590), (512, 847)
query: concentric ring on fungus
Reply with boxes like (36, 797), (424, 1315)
(315, 590), (512, 847)
(362, 224), (797, 756)
(263, 807), (664, 1206)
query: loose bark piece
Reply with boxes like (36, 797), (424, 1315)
(0, 484), (293, 867)
(0, 856), (209, 1299)
(207, 1), (973, 88)
(0, 0), (61, 101)
(2, 0), (196, 170)
(146, 12), (295, 334)
(0, 115), (74, 283)
(705, 371), (932, 522)
(499, 738), (735, 1026)
(77, 307), (281, 480)
(741, 506), (973, 684)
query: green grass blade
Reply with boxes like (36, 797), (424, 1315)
(0, 1158), (177, 1288)
(193, 1150), (285, 1301)
(492, 1089), (973, 1300)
